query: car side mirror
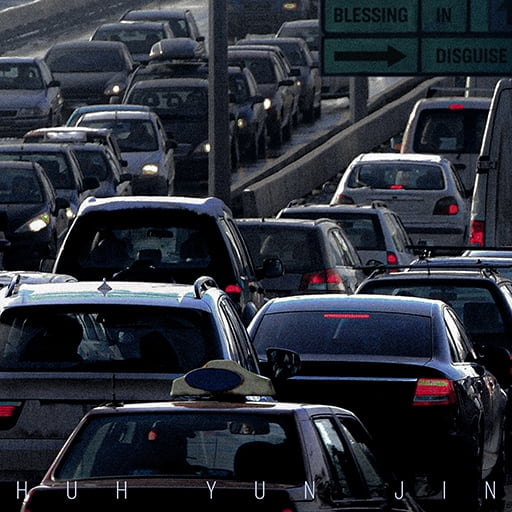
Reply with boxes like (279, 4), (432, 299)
(55, 197), (70, 211)
(257, 257), (283, 279)
(166, 139), (178, 150)
(279, 79), (295, 87)
(47, 80), (60, 88)
(120, 172), (133, 183)
(251, 95), (265, 105)
(266, 347), (301, 381)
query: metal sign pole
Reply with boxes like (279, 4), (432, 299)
(208, 0), (231, 206)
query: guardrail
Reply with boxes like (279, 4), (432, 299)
(233, 76), (451, 217)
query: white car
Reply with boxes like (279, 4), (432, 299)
(330, 152), (471, 248)
(72, 109), (175, 195)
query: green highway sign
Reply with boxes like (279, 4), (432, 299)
(322, 36), (512, 75)
(322, 0), (512, 74)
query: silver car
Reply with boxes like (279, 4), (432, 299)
(72, 109), (175, 195)
(330, 152), (471, 248)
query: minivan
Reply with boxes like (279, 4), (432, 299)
(470, 78), (512, 247)
(400, 96), (491, 193)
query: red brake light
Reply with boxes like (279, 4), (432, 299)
(0, 405), (17, 417)
(469, 220), (485, 246)
(386, 252), (398, 265)
(335, 194), (354, 205)
(300, 268), (346, 292)
(324, 313), (370, 319)
(225, 284), (242, 295)
(449, 103), (465, 110)
(389, 184), (404, 189)
(433, 197), (459, 215)
(413, 378), (456, 406)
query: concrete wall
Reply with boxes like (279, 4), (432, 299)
(238, 77), (448, 217)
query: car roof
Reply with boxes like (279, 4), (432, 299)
(350, 152), (447, 165)
(236, 217), (339, 229)
(280, 203), (391, 215)
(46, 40), (129, 51)
(364, 268), (506, 282)
(0, 56), (40, 64)
(412, 97), (491, 109)
(0, 142), (74, 153)
(78, 109), (159, 121)
(0, 280), (215, 312)
(259, 293), (443, 316)
(129, 76), (208, 88)
(74, 195), (232, 218)
(95, 21), (171, 30)
(227, 48), (277, 58)
(0, 160), (42, 171)
(279, 19), (318, 28)
(123, 9), (190, 19)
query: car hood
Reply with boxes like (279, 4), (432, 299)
(255, 83), (278, 98)
(121, 150), (166, 176)
(159, 117), (208, 146)
(0, 89), (47, 108)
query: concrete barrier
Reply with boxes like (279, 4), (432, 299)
(238, 77), (448, 217)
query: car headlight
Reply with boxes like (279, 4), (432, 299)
(141, 163), (160, 176)
(65, 207), (75, 221)
(18, 106), (49, 118)
(263, 98), (272, 110)
(16, 212), (51, 233)
(193, 141), (211, 154)
(104, 83), (124, 96)
(237, 117), (247, 129)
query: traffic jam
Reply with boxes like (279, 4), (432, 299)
(0, 1), (510, 512)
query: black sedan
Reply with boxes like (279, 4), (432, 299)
(248, 294), (509, 512)
(20, 360), (423, 512)
(0, 161), (69, 269)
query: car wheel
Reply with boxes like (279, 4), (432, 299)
(283, 117), (292, 142)
(269, 122), (283, 148)
(314, 100), (322, 120)
(303, 99), (315, 124)
(244, 133), (259, 163)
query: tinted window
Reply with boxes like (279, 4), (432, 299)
(413, 108), (488, 154)
(252, 311), (432, 357)
(0, 63), (43, 90)
(73, 149), (111, 181)
(0, 168), (44, 203)
(239, 225), (322, 273)
(94, 28), (166, 54)
(0, 305), (218, 372)
(46, 48), (126, 72)
(56, 209), (235, 285)
(54, 412), (304, 482)
(347, 163), (445, 190)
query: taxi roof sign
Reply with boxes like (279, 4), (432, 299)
(170, 360), (276, 399)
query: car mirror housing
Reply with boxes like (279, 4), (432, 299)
(266, 347), (301, 381)
(260, 257), (284, 279)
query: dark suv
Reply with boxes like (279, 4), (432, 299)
(51, 196), (273, 325)
(357, 267), (512, 387)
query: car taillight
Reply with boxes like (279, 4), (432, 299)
(386, 251), (398, 265)
(469, 220), (485, 246)
(334, 194), (354, 205)
(225, 284), (242, 302)
(413, 378), (456, 406)
(300, 268), (346, 292)
(0, 401), (22, 429)
(433, 196), (459, 215)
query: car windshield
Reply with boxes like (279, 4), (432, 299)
(127, 86), (208, 119)
(347, 163), (445, 190)
(76, 119), (159, 152)
(275, 43), (307, 66)
(252, 310), (432, 358)
(55, 209), (235, 285)
(0, 305), (217, 372)
(235, 58), (275, 84)
(94, 28), (166, 55)
(0, 63), (43, 90)
(0, 168), (43, 203)
(413, 108), (488, 154)
(46, 48), (126, 72)
(279, 26), (319, 51)
(73, 149), (111, 181)
(0, 152), (74, 189)
(53, 411), (304, 483)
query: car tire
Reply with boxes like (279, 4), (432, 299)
(244, 133), (259, 163)
(314, 99), (322, 120)
(269, 122), (283, 148)
(257, 126), (267, 159)
(303, 100), (315, 124)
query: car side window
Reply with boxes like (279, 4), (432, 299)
(224, 218), (256, 278)
(313, 417), (357, 499)
(444, 307), (477, 363)
(331, 229), (360, 266)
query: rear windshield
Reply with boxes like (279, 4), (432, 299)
(94, 28), (166, 55)
(46, 48), (126, 73)
(238, 225), (322, 273)
(412, 107), (488, 154)
(251, 311), (432, 358)
(279, 211), (385, 251)
(56, 209), (235, 286)
(54, 412), (304, 483)
(360, 281), (507, 342)
(0, 305), (217, 372)
(347, 163), (445, 190)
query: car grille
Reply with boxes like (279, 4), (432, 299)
(0, 110), (17, 118)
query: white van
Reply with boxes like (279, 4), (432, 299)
(469, 78), (512, 247)
(400, 96), (491, 193)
